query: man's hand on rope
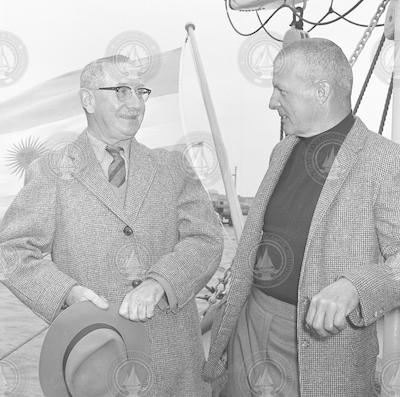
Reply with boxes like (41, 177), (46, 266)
(305, 278), (360, 338)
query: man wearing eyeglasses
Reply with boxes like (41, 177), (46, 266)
(0, 55), (223, 396)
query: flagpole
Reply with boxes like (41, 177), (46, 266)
(185, 23), (244, 242)
(382, 0), (400, 395)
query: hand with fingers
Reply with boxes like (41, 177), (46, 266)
(119, 279), (165, 322)
(305, 278), (360, 338)
(65, 285), (109, 309)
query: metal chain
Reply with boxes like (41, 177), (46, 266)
(348, 0), (391, 67)
(207, 268), (232, 305)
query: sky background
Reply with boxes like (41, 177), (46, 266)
(0, 0), (395, 216)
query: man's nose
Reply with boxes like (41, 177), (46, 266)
(269, 91), (279, 110)
(126, 92), (142, 107)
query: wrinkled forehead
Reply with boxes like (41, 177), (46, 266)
(102, 61), (144, 86)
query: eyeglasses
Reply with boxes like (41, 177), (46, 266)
(97, 86), (151, 102)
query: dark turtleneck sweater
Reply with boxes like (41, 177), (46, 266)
(253, 113), (355, 305)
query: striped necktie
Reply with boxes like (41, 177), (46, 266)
(105, 145), (126, 187)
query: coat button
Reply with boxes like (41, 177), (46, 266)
(131, 279), (142, 288)
(301, 339), (310, 348)
(123, 226), (133, 236)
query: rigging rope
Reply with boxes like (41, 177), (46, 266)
(0, 325), (48, 362)
(378, 73), (394, 135)
(348, 0), (390, 66)
(353, 33), (386, 114)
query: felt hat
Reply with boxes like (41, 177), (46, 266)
(39, 301), (151, 397)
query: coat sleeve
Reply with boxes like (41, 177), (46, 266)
(342, 163), (400, 327)
(145, 151), (224, 313)
(0, 158), (77, 323)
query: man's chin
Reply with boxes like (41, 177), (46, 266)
(119, 118), (143, 133)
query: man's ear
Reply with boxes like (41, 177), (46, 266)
(315, 80), (331, 105)
(79, 88), (95, 113)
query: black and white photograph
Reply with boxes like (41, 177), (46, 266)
(0, 0), (399, 396)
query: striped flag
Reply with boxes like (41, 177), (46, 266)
(0, 48), (186, 217)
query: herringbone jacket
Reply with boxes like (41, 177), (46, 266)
(0, 131), (224, 397)
(203, 118), (400, 397)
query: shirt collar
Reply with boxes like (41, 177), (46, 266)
(302, 112), (355, 142)
(87, 131), (132, 162)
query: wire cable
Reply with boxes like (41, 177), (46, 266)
(256, 10), (283, 41)
(307, 0), (334, 33)
(224, 0), (288, 36)
(301, 0), (365, 26)
(331, 9), (383, 27)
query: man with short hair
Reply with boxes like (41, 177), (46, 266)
(203, 38), (400, 397)
(0, 55), (223, 396)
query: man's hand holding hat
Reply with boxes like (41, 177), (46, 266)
(66, 285), (109, 309)
(119, 278), (165, 321)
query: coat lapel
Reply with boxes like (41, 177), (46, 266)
(72, 131), (137, 228)
(213, 135), (300, 355)
(244, 135), (300, 240)
(124, 139), (158, 222)
(300, 117), (369, 277)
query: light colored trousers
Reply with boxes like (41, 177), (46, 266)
(222, 288), (300, 397)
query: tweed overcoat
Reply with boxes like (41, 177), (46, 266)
(0, 131), (224, 397)
(203, 118), (400, 397)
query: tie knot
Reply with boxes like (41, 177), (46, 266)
(106, 145), (123, 159)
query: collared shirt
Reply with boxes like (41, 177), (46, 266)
(86, 130), (177, 310)
(253, 113), (355, 305)
(87, 131), (131, 183)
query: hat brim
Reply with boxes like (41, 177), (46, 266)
(39, 301), (150, 397)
